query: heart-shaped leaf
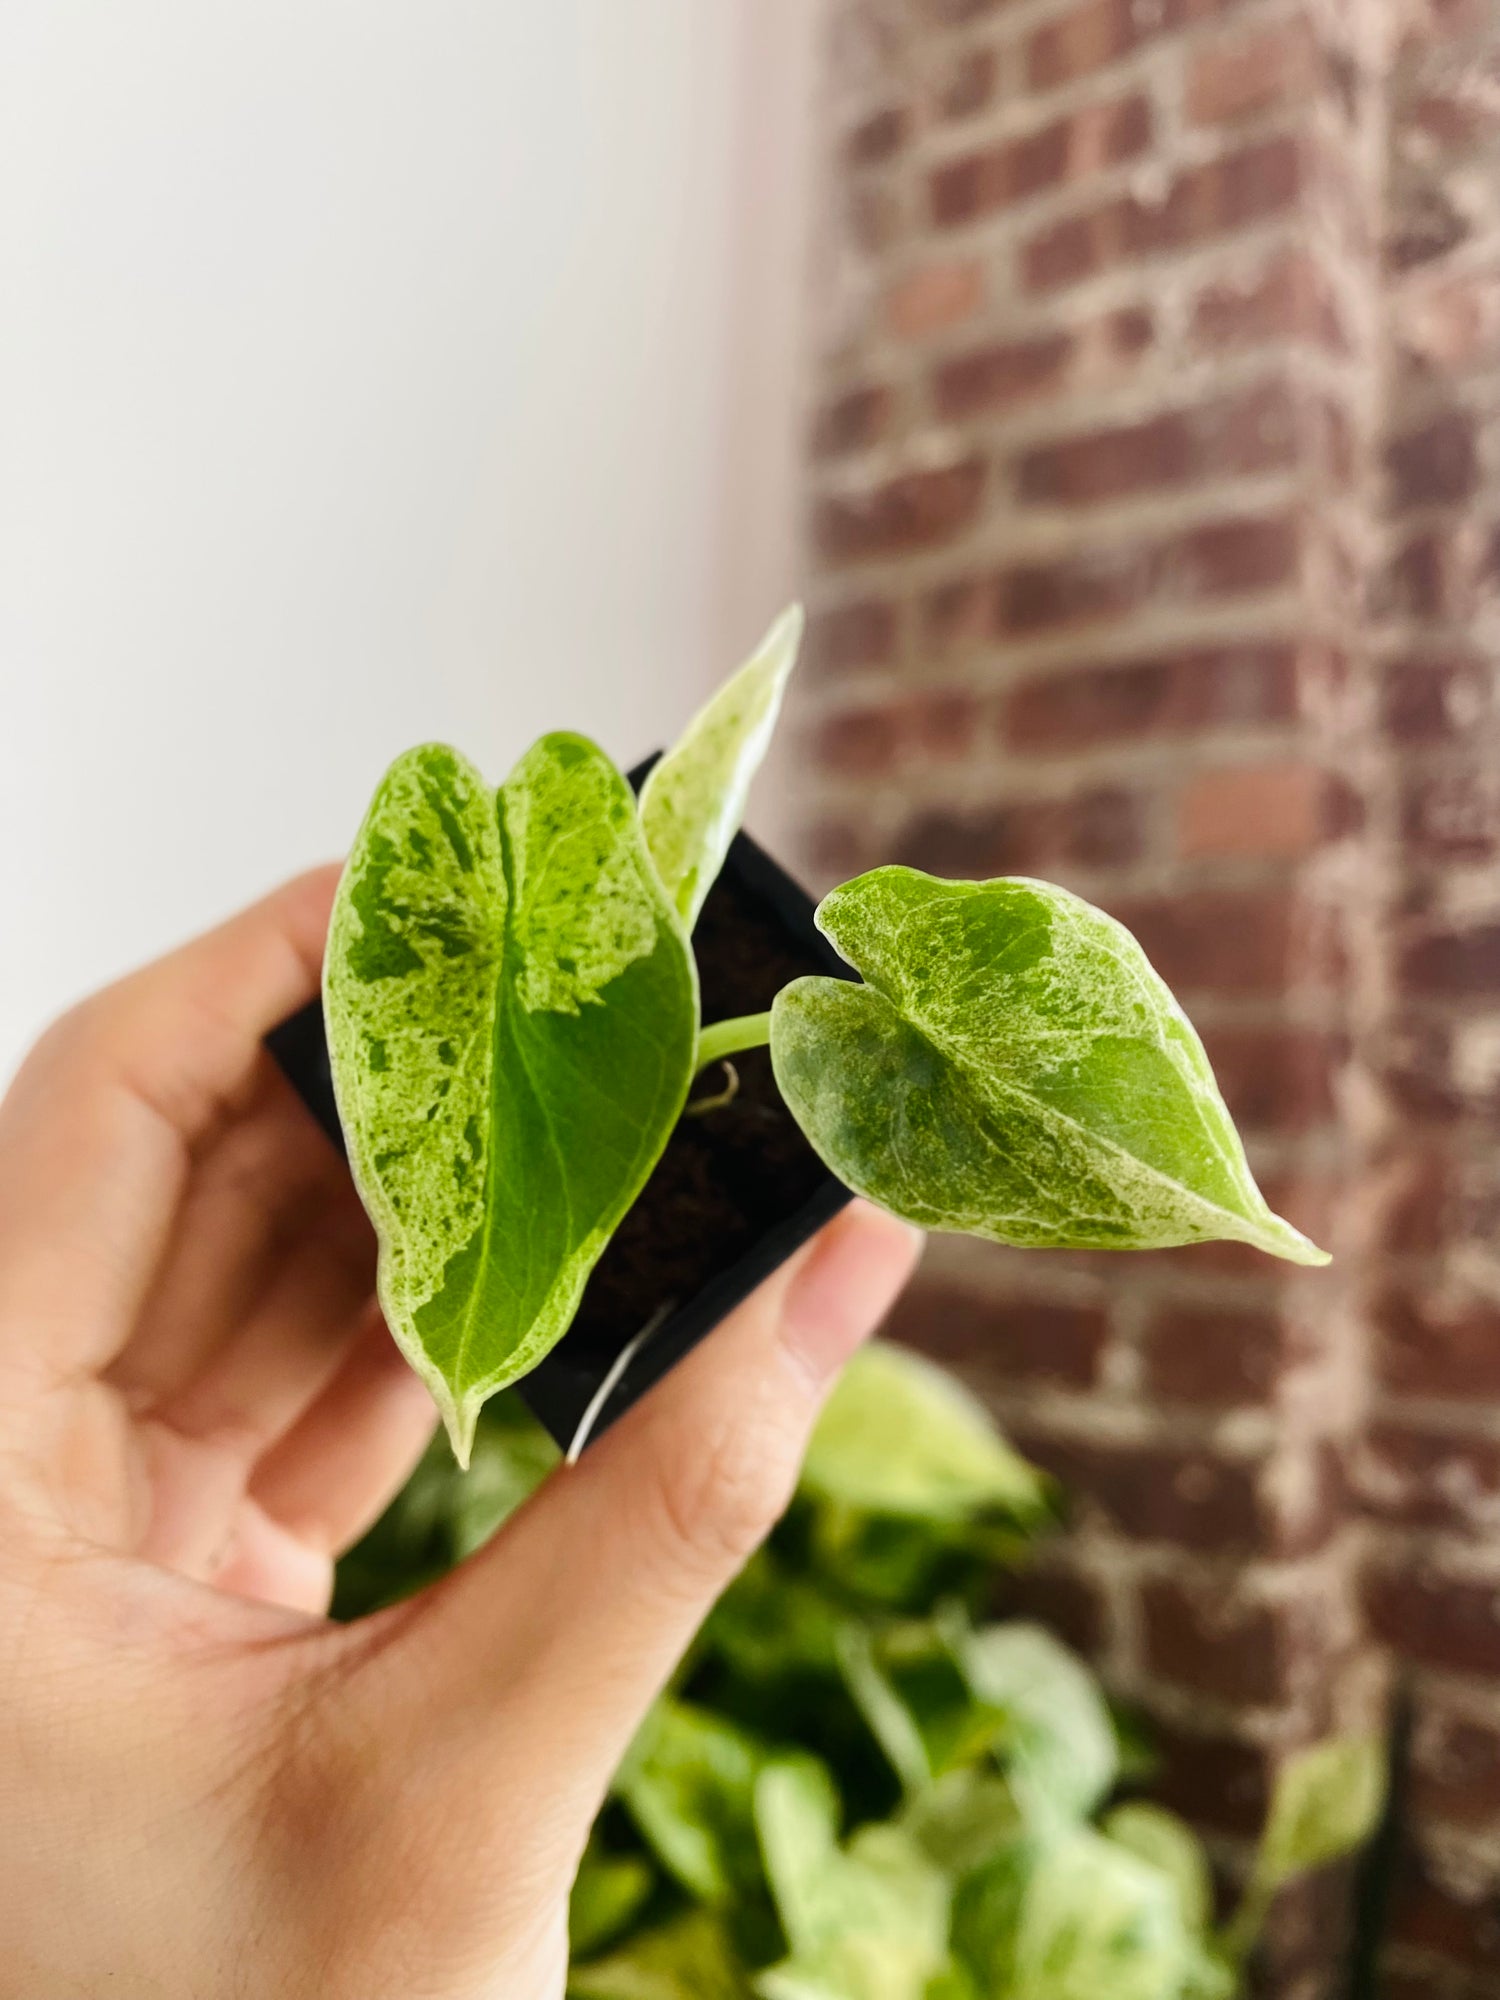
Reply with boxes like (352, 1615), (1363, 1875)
(1010, 1827), (1195, 2000)
(1257, 1736), (1386, 1888)
(325, 735), (698, 1461)
(617, 1700), (767, 1905)
(801, 1342), (1047, 1525)
(771, 868), (1327, 1264)
(943, 1615), (1118, 1828)
(1102, 1804), (1214, 1936)
(754, 1757), (952, 2000)
(639, 605), (802, 928)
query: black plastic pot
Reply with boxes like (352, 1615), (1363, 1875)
(266, 813), (853, 1455)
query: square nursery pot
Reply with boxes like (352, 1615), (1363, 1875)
(266, 787), (854, 1456)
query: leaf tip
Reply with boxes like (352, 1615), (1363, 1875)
(440, 1391), (481, 1470)
(1260, 1217), (1333, 1267)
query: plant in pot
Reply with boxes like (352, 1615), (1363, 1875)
(273, 608), (1380, 1996)
(285, 605), (1328, 1469)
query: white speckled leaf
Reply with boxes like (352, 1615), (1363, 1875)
(770, 868), (1327, 1265)
(754, 1758), (951, 2000)
(639, 605), (802, 928)
(1010, 1828), (1194, 2000)
(325, 735), (697, 1462)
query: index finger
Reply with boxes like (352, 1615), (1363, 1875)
(0, 865), (341, 1390)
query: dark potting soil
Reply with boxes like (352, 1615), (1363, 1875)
(558, 851), (842, 1373)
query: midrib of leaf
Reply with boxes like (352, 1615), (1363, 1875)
(881, 987), (1296, 1255)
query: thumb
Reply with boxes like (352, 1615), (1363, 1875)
(356, 1201), (921, 1850)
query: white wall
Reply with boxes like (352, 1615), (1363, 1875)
(0, 0), (818, 1077)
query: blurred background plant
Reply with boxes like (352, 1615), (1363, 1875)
(336, 1343), (1384, 2000)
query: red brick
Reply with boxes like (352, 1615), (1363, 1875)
(890, 786), (1147, 877)
(1111, 887), (1294, 993)
(1389, 1849), (1500, 1970)
(1142, 1301), (1298, 1405)
(815, 458), (986, 564)
(1376, 1285), (1500, 1400)
(1174, 510), (1302, 598)
(1003, 642), (1300, 749)
(1142, 1575), (1315, 1704)
(805, 599), (900, 675)
(924, 0), (1011, 20)
(933, 331), (1072, 419)
(1187, 18), (1320, 125)
(922, 574), (996, 656)
(931, 45), (999, 122)
(811, 383), (892, 459)
(908, 688), (983, 759)
(1400, 922), (1500, 997)
(1388, 180), (1470, 269)
(1366, 1560), (1500, 1678)
(1178, 761), (1332, 858)
(1192, 247), (1347, 354)
(1402, 767), (1500, 863)
(887, 1279), (1110, 1388)
(1200, 1024), (1339, 1132)
(1143, 1715), (1271, 1836)
(1027, 0), (1141, 89)
(991, 1563), (1108, 1656)
(1381, 651), (1493, 742)
(1017, 380), (1301, 507)
(887, 259), (985, 340)
(1023, 137), (1309, 291)
(1388, 409), (1480, 509)
(996, 541), (1155, 634)
(1011, 1428), (1272, 1552)
(846, 104), (908, 167)
(1412, 1700), (1500, 1826)
(1359, 1423), (1500, 1535)
(812, 705), (904, 777)
(931, 92), (1152, 227)
(1379, 525), (1478, 621)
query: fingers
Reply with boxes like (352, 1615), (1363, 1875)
(250, 1312), (437, 1561)
(0, 866), (341, 1390)
(352, 1203), (922, 1836)
(109, 1063), (353, 1410)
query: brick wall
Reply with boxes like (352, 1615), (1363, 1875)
(796, 0), (1500, 1993)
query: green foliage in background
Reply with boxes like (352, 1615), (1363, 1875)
(336, 1343), (1383, 1999)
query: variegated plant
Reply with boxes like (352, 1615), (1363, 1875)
(325, 606), (1327, 1461)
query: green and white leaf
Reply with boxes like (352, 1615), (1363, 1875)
(617, 1700), (766, 1904)
(901, 1767), (1024, 1879)
(326, 735), (698, 1461)
(1011, 1827), (1195, 2000)
(1257, 1736), (1386, 1890)
(771, 868), (1328, 1265)
(569, 1910), (753, 2000)
(801, 1343), (1046, 1525)
(755, 1757), (951, 2000)
(944, 1615), (1118, 1827)
(951, 1835), (1044, 1994)
(639, 604), (803, 928)
(1103, 1804), (1215, 1936)
(837, 1620), (933, 1794)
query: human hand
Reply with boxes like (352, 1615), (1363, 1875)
(0, 870), (921, 1999)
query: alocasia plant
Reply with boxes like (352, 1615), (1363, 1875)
(325, 607), (1328, 1460)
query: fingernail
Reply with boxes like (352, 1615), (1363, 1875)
(780, 1201), (924, 1390)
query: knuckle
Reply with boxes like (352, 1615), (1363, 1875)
(645, 1397), (801, 1584)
